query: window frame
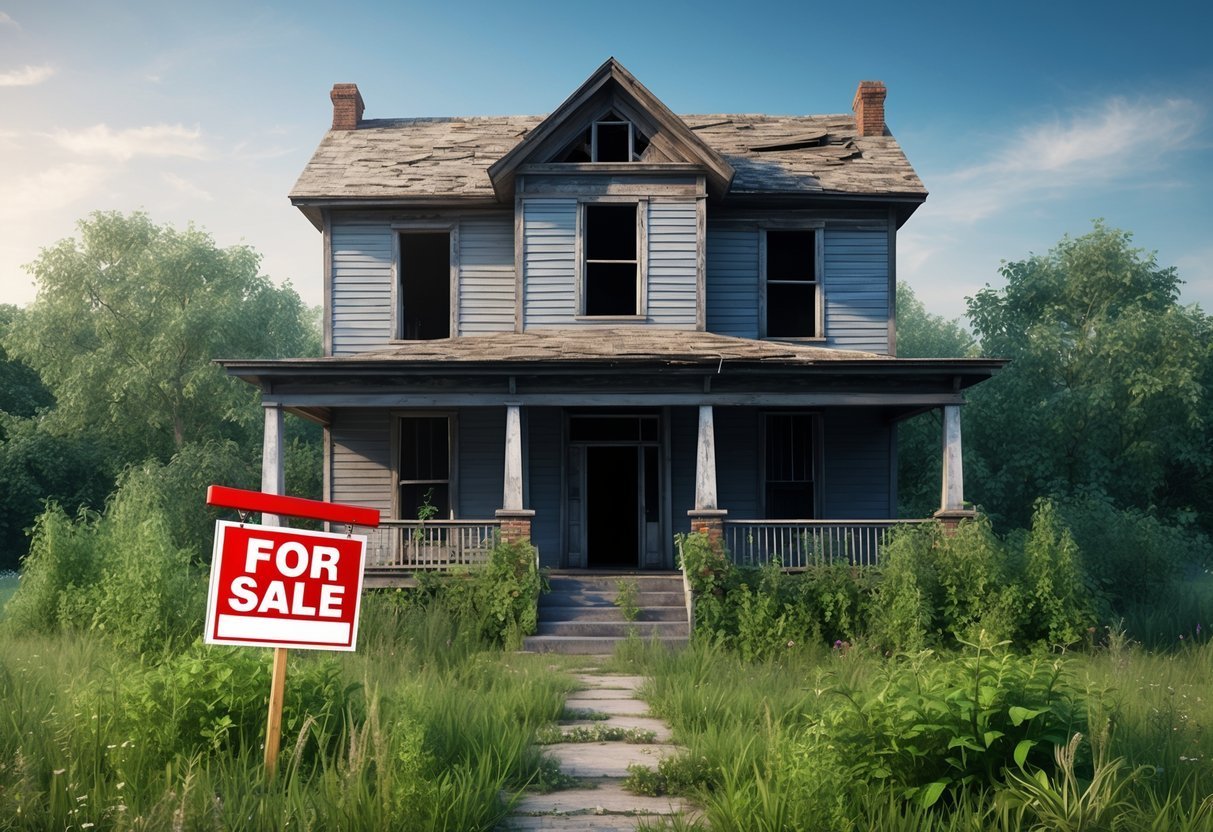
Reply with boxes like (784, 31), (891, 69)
(758, 223), (825, 341)
(574, 197), (648, 320)
(591, 120), (634, 163)
(390, 222), (459, 342)
(391, 411), (459, 521)
(758, 410), (822, 520)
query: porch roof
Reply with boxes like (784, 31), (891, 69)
(221, 329), (1004, 384)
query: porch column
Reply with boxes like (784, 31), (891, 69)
(497, 403), (534, 544)
(934, 404), (975, 531)
(688, 405), (727, 549)
(261, 404), (285, 524)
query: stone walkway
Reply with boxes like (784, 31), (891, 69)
(500, 672), (698, 831)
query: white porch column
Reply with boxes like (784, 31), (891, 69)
(502, 403), (524, 512)
(261, 404), (285, 525)
(694, 405), (718, 511)
(940, 404), (964, 512)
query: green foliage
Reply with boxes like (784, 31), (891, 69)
(0, 305), (53, 421)
(5, 211), (320, 464)
(679, 531), (879, 657)
(112, 643), (357, 762)
(624, 753), (717, 797)
(963, 221), (1213, 532)
(402, 538), (542, 648)
(871, 506), (1095, 650)
(614, 577), (641, 622)
(5, 463), (206, 652)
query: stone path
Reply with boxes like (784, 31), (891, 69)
(500, 672), (698, 831)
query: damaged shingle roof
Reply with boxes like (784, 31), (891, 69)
(290, 113), (925, 202)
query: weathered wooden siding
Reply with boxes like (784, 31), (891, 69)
(714, 407), (761, 520)
(669, 406), (697, 537)
(704, 226), (760, 337)
(329, 408), (392, 513)
(521, 198), (699, 329)
(823, 226), (889, 353)
(704, 221), (890, 352)
(527, 407), (564, 567)
(522, 199), (578, 328)
(457, 408), (505, 518)
(821, 409), (893, 518)
(645, 201), (698, 327)
(458, 216), (515, 335)
(330, 222), (394, 355)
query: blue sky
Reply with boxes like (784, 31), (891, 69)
(1, 0), (1210, 320)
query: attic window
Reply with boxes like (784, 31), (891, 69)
(553, 115), (650, 163)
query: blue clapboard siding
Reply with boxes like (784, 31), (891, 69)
(714, 407), (761, 520)
(823, 225), (889, 353)
(331, 222), (395, 355)
(457, 408), (504, 519)
(522, 199), (578, 328)
(705, 226), (760, 337)
(527, 407), (564, 567)
(704, 222), (890, 352)
(821, 409), (893, 518)
(459, 217), (516, 335)
(646, 201), (698, 327)
(669, 406), (698, 536)
(330, 409), (392, 514)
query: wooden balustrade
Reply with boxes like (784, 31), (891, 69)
(723, 519), (925, 568)
(364, 520), (500, 570)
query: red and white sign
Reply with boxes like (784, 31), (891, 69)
(204, 521), (367, 651)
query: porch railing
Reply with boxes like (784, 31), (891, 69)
(364, 520), (500, 570)
(724, 519), (925, 569)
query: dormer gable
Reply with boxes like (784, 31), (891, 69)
(487, 57), (734, 201)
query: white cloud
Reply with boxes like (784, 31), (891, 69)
(162, 172), (213, 202)
(0, 162), (109, 221)
(0, 12), (18, 28)
(932, 97), (1204, 222)
(0, 64), (55, 87)
(48, 123), (207, 161)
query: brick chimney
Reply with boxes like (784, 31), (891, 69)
(330, 83), (365, 131)
(852, 81), (887, 137)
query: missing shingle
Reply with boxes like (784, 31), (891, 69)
(749, 131), (829, 152)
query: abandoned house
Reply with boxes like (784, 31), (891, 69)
(222, 58), (1002, 582)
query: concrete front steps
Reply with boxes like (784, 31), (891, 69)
(523, 573), (689, 655)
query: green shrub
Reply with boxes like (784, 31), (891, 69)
(405, 538), (542, 648)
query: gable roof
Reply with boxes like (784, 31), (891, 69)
(289, 63), (927, 215)
(486, 58), (734, 200)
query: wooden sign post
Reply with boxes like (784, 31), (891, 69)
(205, 485), (380, 778)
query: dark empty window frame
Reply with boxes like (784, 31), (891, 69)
(762, 412), (820, 520)
(394, 227), (454, 341)
(761, 226), (824, 339)
(396, 413), (456, 521)
(580, 201), (644, 317)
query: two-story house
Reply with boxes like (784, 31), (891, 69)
(223, 59), (1002, 578)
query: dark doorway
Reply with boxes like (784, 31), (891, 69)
(586, 445), (638, 568)
(399, 232), (450, 340)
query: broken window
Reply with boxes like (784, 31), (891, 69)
(764, 230), (819, 338)
(583, 203), (638, 316)
(764, 413), (816, 519)
(398, 415), (451, 520)
(552, 114), (650, 163)
(398, 232), (450, 340)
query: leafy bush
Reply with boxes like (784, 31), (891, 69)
(5, 463), (206, 652)
(107, 642), (359, 763)
(402, 538), (542, 648)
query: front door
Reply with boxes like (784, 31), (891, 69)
(566, 413), (662, 569)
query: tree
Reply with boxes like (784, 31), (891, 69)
(0, 305), (53, 424)
(963, 222), (1212, 530)
(5, 211), (319, 466)
(895, 284), (976, 517)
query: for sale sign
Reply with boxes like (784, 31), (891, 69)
(204, 520), (367, 651)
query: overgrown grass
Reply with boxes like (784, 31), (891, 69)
(617, 637), (1213, 830)
(0, 570), (17, 617)
(0, 599), (580, 830)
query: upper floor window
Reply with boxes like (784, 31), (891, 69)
(397, 230), (451, 340)
(762, 229), (822, 339)
(582, 203), (640, 316)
